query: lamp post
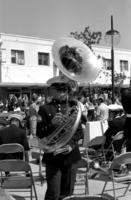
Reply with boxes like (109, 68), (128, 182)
(130, 65), (131, 87)
(0, 38), (3, 83)
(105, 15), (120, 103)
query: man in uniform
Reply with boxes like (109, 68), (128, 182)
(37, 75), (83, 200)
(121, 88), (131, 153)
(104, 105), (126, 160)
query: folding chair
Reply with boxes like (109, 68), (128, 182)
(104, 131), (125, 161)
(93, 152), (131, 200)
(0, 159), (38, 200)
(87, 136), (107, 166)
(31, 136), (45, 185)
(63, 194), (113, 199)
(110, 131), (125, 158)
(75, 147), (91, 195)
(0, 143), (25, 160)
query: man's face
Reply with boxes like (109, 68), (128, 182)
(49, 84), (68, 101)
(10, 118), (20, 127)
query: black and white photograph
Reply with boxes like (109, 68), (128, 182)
(0, 0), (131, 200)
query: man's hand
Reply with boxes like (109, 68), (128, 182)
(53, 145), (73, 155)
(62, 145), (72, 155)
(51, 113), (68, 126)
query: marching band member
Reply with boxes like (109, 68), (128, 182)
(121, 88), (131, 153)
(104, 104), (126, 160)
(37, 75), (83, 200)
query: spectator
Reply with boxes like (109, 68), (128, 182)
(28, 93), (39, 137)
(77, 95), (88, 124)
(0, 119), (8, 130)
(86, 97), (95, 121)
(96, 97), (109, 121)
(0, 113), (29, 162)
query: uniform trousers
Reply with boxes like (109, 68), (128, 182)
(45, 162), (77, 200)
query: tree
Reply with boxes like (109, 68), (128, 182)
(70, 26), (102, 51)
(114, 72), (127, 86)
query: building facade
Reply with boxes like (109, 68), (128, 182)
(0, 33), (131, 98)
(0, 33), (56, 84)
(94, 45), (131, 86)
(0, 33), (56, 99)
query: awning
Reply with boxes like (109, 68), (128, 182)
(0, 82), (48, 88)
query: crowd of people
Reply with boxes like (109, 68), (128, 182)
(0, 85), (125, 154)
(0, 87), (123, 124)
(0, 78), (130, 200)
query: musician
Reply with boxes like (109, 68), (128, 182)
(121, 88), (131, 153)
(37, 75), (83, 200)
(104, 105), (126, 160)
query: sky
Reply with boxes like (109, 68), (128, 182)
(0, 0), (131, 50)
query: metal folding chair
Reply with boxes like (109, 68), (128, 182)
(93, 152), (131, 200)
(87, 136), (107, 166)
(31, 136), (45, 185)
(63, 194), (113, 199)
(110, 130), (125, 158)
(0, 143), (25, 160)
(0, 159), (38, 200)
(75, 147), (91, 195)
(104, 130), (125, 162)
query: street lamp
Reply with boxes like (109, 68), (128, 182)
(105, 15), (120, 103)
(0, 38), (3, 83)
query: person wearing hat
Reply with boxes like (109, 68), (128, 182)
(0, 113), (29, 162)
(121, 88), (131, 153)
(103, 104), (126, 161)
(36, 75), (83, 200)
(108, 104), (124, 121)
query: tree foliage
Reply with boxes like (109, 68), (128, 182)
(114, 72), (127, 85)
(70, 26), (102, 51)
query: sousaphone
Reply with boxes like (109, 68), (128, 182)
(52, 37), (101, 83)
(39, 37), (102, 153)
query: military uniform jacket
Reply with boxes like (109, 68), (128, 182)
(36, 100), (83, 166)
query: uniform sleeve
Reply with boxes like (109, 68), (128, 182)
(36, 105), (56, 139)
(36, 105), (46, 138)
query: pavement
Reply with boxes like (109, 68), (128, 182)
(3, 147), (131, 200)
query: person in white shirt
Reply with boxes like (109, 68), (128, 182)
(86, 97), (95, 121)
(77, 95), (88, 124)
(29, 94), (39, 137)
(96, 97), (109, 121)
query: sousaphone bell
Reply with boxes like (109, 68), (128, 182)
(52, 37), (101, 84)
